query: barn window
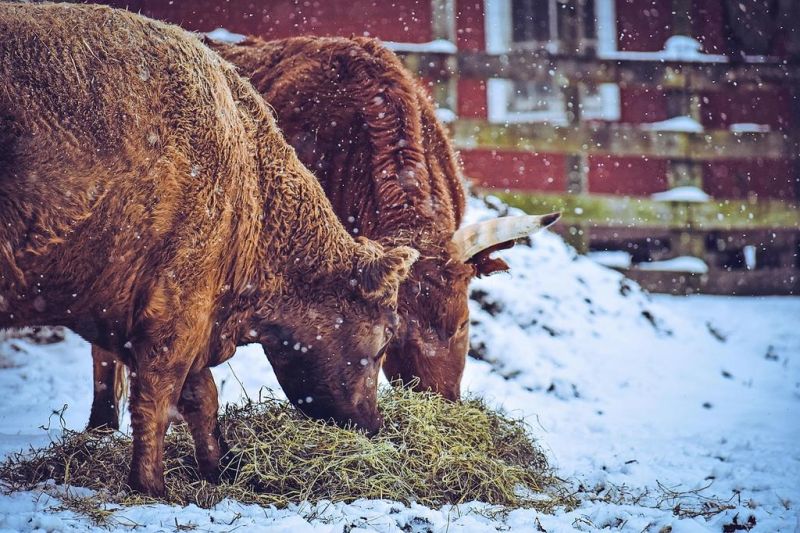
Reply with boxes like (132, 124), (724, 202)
(511, 0), (552, 45)
(507, 80), (560, 114)
(507, 0), (597, 52)
(485, 0), (618, 124)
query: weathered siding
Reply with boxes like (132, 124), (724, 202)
(93, 0), (796, 200)
(615, 0), (672, 52)
(102, 0), (433, 42)
(699, 88), (793, 131)
(588, 155), (669, 196)
(703, 159), (797, 201)
(461, 150), (567, 191)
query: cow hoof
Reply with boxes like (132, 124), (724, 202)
(127, 474), (167, 498)
(196, 435), (232, 484)
(87, 410), (120, 432)
(197, 452), (227, 484)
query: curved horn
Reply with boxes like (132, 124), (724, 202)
(451, 212), (561, 262)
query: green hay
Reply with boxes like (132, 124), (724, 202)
(0, 387), (571, 519)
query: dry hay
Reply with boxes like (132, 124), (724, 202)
(0, 386), (570, 520)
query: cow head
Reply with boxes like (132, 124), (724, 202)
(382, 212), (560, 401)
(257, 240), (418, 434)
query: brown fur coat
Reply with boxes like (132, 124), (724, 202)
(0, 3), (416, 496)
(209, 36), (501, 400)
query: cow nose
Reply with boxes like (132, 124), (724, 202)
(360, 412), (384, 436)
(441, 386), (460, 402)
(352, 404), (383, 436)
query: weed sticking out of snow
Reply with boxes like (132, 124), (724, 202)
(0, 385), (571, 523)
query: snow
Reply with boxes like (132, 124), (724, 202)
(730, 123), (771, 133)
(382, 39), (457, 54)
(661, 36), (709, 61)
(636, 256), (710, 274)
(586, 250), (632, 269)
(602, 35), (728, 63)
(434, 107), (456, 123)
(651, 186), (711, 203)
(205, 28), (246, 44)
(642, 116), (704, 133)
(743, 245), (757, 270)
(1, 195), (798, 531)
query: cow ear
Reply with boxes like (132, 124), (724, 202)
(353, 240), (419, 304)
(468, 241), (514, 277)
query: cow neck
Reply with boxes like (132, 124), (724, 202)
(214, 76), (358, 346)
(253, 135), (357, 286)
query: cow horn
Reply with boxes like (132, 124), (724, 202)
(451, 212), (561, 262)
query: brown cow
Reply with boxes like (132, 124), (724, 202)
(86, 34), (559, 429)
(0, 3), (418, 496)
(207, 36), (560, 397)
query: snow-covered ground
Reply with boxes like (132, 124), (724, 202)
(1, 197), (798, 532)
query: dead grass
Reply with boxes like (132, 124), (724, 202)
(0, 386), (571, 521)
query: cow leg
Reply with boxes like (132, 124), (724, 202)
(127, 357), (189, 497)
(177, 368), (228, 482)
(88, 345), (126, 430)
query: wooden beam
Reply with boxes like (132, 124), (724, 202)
(448, 120), (798, 160)
(397, 51), (799, 91)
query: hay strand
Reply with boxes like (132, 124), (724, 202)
(0, 386), (570, 520)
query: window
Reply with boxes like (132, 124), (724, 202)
(507, 0), (597, 52)
(488, 78), (619, 124)
(485, 0), (618, 124)
(511, 0), (552, 45)
(508, 80), (562, 114)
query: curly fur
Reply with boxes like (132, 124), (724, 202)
(204, 36), (490, 402)
(0, 3), (416, 496)
(87, 35), (513, 432)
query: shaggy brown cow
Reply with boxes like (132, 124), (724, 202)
(86, 34), (559, 429)
(0, 3), (418, 496)
(207, 36), (560, 397)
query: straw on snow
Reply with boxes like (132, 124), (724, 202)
(0, 386), (570, 519)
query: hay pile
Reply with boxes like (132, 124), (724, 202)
(0, 387), (568, 517)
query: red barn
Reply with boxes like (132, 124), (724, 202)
(92, 0), (799, 293)
(97, 0), (797, 200)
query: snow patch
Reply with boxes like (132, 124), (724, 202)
(730, 122), (771, 133)
(586, 250), (632, 269)
(602, 35), (728, 63)
(651, 186), (711, 203)
(636, 256), (709, 274)
(434, 107), (456, 123)
(205, 28), (247, 44)
(382, 39), (457, 54)
(642, 116), (704, 133)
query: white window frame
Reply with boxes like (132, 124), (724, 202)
(485, 0), (620, 124)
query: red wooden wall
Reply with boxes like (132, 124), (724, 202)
(93, 0), (796, 201)
(101, 0), (433, 42)
(703, 160), (797, 201)
(461, 150), (566, 191)
(588, 155), (669, 196)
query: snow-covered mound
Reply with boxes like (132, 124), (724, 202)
(464, 195), (674, 400)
